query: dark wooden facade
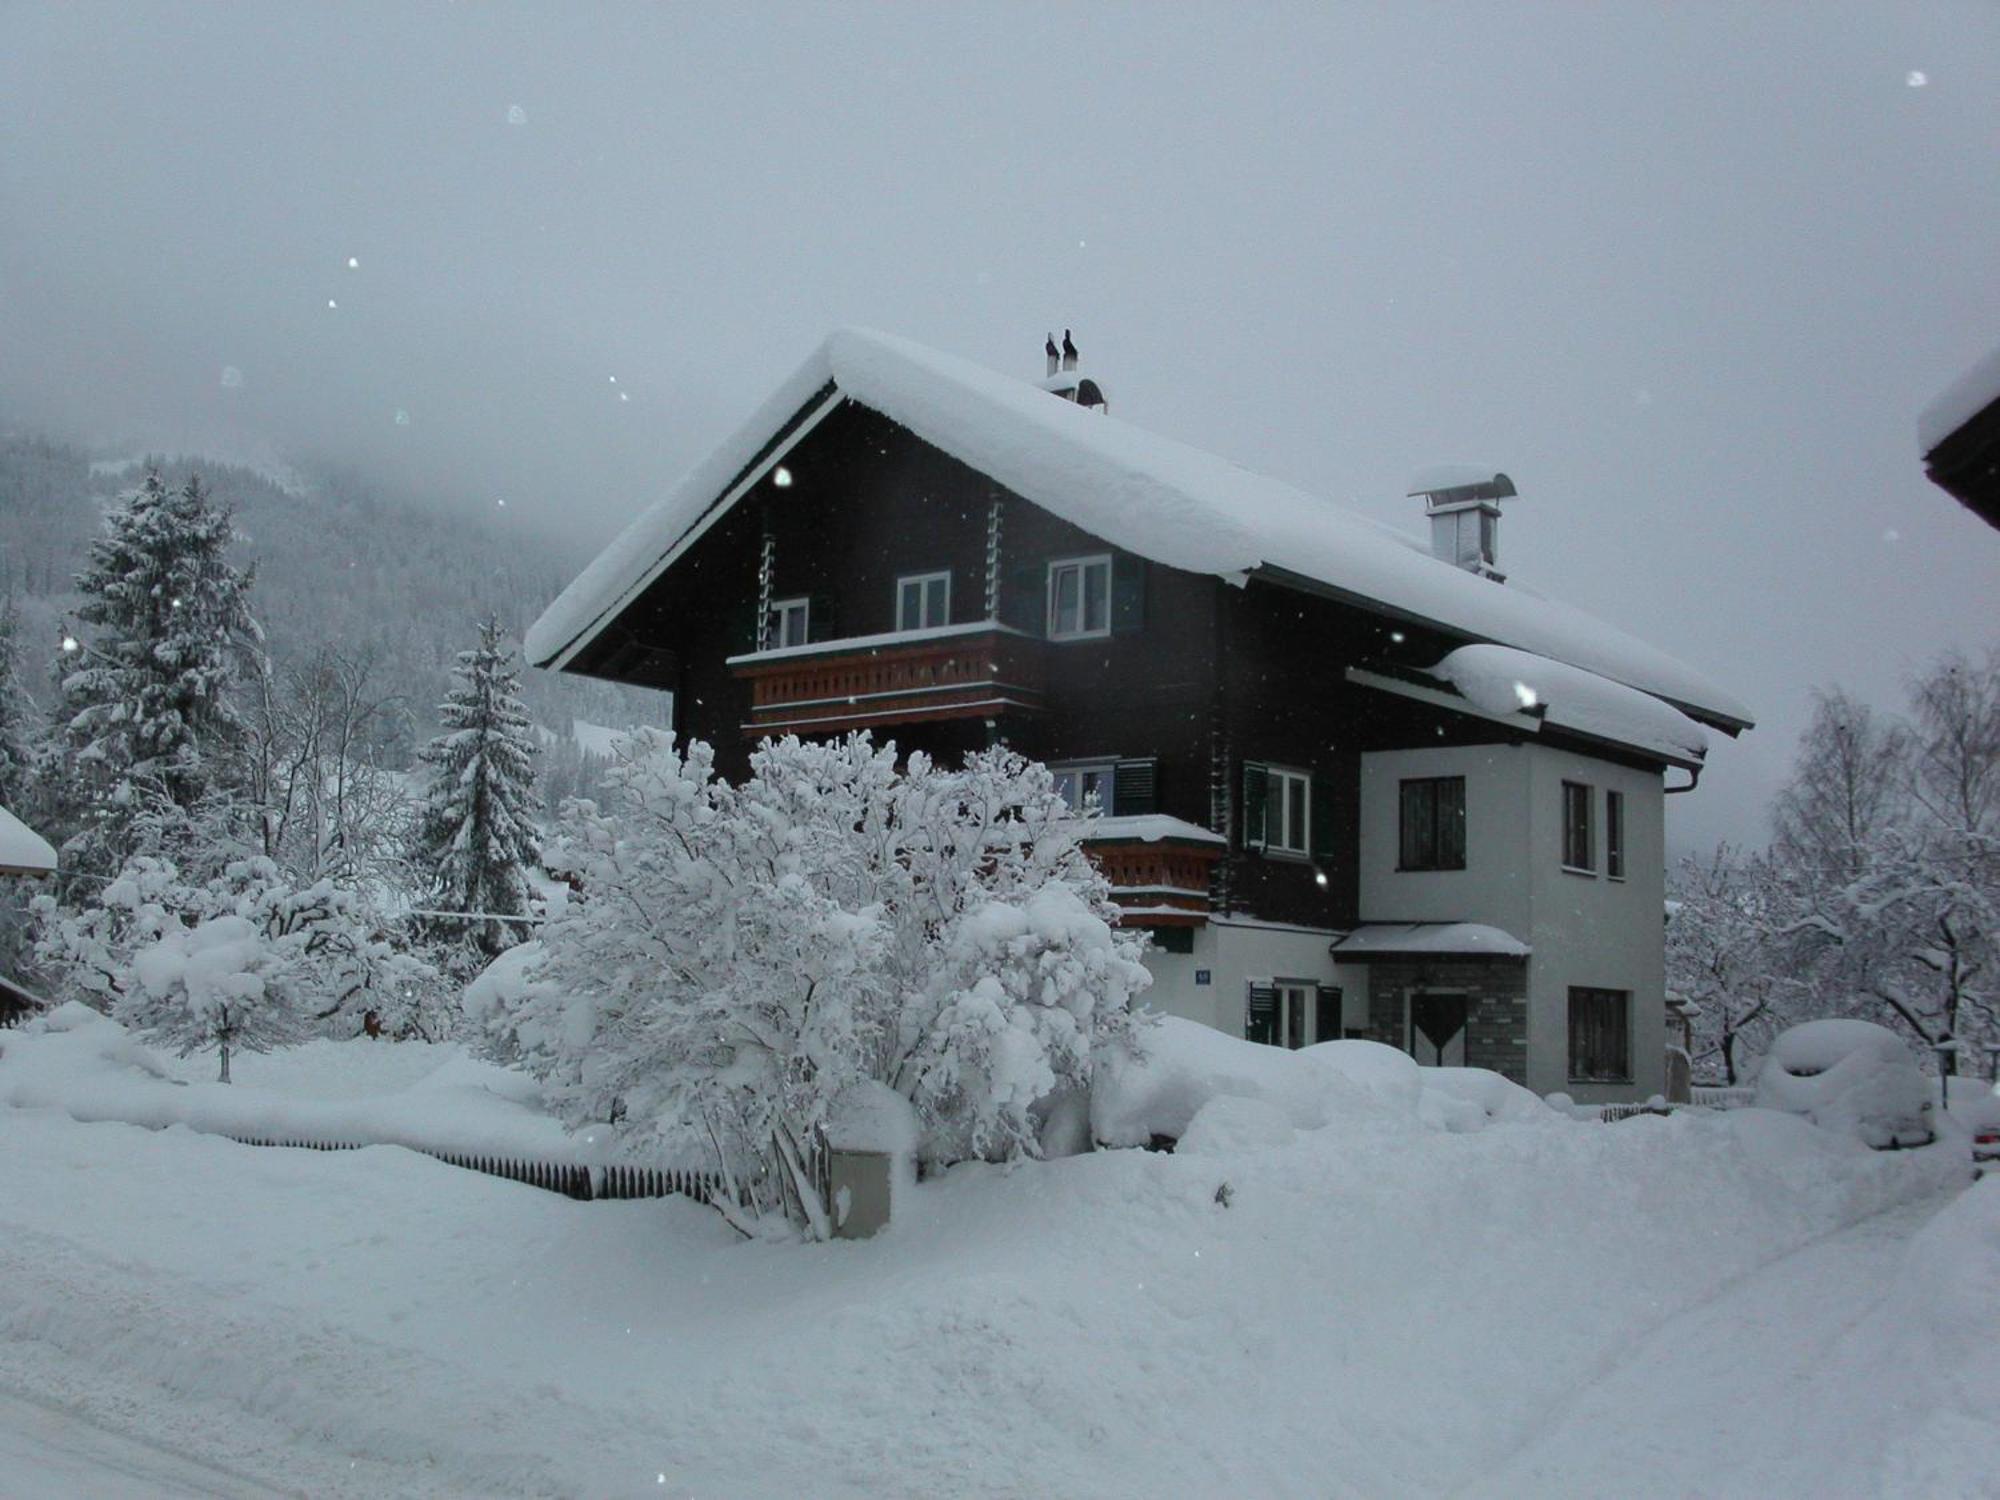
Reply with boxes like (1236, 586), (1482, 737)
(566, 397), (1563, 931)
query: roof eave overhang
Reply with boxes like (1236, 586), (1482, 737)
(536, 380), (844, 673)
(1257, 562), (1752, 738)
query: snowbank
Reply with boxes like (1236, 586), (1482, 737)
(0, 1003), (596, 1164)
(1092, 1015), (1553, 1146)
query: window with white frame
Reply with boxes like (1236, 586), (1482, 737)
(1051, 760), (1116, 813)
(768, 596), (809, 650)
(1046, 555), (1111, 640)
(896, 570), (950, 632)
(1267, 766), (1311, 855)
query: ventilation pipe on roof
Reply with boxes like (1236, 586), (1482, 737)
(1408, 467), (1516, 581)
(1037, 331), (1108, 413)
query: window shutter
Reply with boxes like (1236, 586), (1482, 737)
(1113, 757), (1158, 817)
(1440, 777), (1467, 869)
(1315, 985), (1343, 1046)
(1111, 553), (1146, 634)
(1245, 983), (1278, 1046)
(807, 592), (836, 644)
(1241, 760), (1268, 849)
(1310, 772), (1336, 860)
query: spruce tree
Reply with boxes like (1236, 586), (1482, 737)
(415, 616), (542, 962)
(56, 471), (258, 855)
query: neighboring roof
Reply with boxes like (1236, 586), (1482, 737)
(0, 804), (57, 879)
(1331, 922), (1531, 961)
(1082, 814), (1227, 846)
(1426, 643), (1710, 769)
(528, 329), (1752, 731)
(1920, 345), (2000, 532)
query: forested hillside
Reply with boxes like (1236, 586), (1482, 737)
(0, 430), (658, 766)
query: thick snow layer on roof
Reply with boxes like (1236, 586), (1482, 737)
(1407, 463), (1505, 495)
(528, 329), (1751, 728)
(1333, 922), (1531, 958)
(0, 804), (56, 877)
(1428, 643), (1710, 766)
(1919, 344), (2000, 452)
(1082, 813), (1225, 845)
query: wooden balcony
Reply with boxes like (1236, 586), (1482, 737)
(728, 623), (1046, 738)
(1083, 818), (1225, 927)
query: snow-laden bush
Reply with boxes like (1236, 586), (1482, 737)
(34, 850), (446, 1050)
(1754, 1018), (1935, 1149)
(117, 913), (305, 1082)
(483, 731), (1151, 1238)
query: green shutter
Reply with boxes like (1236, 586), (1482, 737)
(1245, 983), (1278, 1046)
(1241, 760), (1268, 850)
(1113, 757), (1158, 816)
(1311, 772), (1336, 860)
(1111, 553), (1146, 634)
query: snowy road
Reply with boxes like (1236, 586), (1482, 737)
(0, 1389), (292, 1498)
(1471, 1193), (1991, 1499)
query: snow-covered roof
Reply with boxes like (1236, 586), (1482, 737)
(1919, 344), (2000, 454)
(528, 329), (1751, 730)
(1082, 814), (1227, 846)
(1332, 923), (1531, 959)
(1426, 643), (1710, 768)
(0, 804), (57, 878)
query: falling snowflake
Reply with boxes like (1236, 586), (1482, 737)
(394, 409), (411, 426)
(1883, 527), (1902, 543)
(496, 497), (508, 507)
(347, 256), (360, 270)
(1906, 70), (1927, 87)
(219, 365), (244, 389)
(619, 391), (630, 402)
(507, 103), (528, 124)
(327, 299), (338, 310)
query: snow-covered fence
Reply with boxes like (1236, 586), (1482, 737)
(1599, 1102), (1675, 1124)
(1691, 1086), (1757, 1111)
(221, 1129), (721, 1204)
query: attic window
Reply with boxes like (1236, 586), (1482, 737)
(1047, 555), (1111, 640)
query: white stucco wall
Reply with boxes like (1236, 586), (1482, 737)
(1521, 743), (1667, 1102)
(1138, 920), (1367, 1043)
(1356, 739), (1667, 1101)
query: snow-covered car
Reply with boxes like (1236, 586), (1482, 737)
(1753, 1019), (1935, 1150)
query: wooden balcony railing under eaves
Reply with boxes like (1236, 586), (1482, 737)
(726, 621), (1047, 738)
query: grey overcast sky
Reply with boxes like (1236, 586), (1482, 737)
(2, 2), (1996, 854)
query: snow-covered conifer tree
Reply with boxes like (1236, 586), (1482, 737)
(413, 617), (542, 963)
(55, 470), (258, 868)
(0, 598), (33, 809)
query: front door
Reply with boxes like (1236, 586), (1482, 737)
(1408, 992), (1468, 1067)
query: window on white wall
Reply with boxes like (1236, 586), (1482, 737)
(1561, 780), (1594, 872)
(1568, 987), (1631, 1082)
(1399, 776), (1466, 871)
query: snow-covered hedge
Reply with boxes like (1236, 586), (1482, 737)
(478, 732), (1151, 1238)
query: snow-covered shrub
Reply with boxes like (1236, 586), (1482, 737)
(116, 913), (306, 1081)
(494, 730), (1151, 1238)
(1754, 1018), (1935, 1149)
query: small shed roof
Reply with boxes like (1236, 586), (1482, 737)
(0, 804), (57, 879)
(1331, 922), (1531, 962)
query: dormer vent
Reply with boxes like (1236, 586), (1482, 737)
(1408, 466), (1517, 580)
(1037, 330), (1108, 412)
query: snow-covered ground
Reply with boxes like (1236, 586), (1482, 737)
(0, 1020), (1991, 1498)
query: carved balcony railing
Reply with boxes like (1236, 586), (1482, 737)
(1081, 817), (1226, 928)
(728, 622), (1046, 738)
